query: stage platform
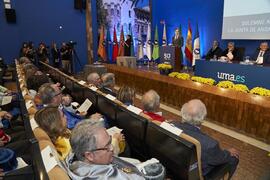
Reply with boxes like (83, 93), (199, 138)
(105, 64), (270, 144)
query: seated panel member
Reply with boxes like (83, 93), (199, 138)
(221, 42), (241, 61)
(172, 99), (239, 178)
(205, 40), (223, 60)
(252, 42), (270, 65)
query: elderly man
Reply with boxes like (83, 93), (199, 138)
(221, 42), (241, 61)
(65, 120), (145, 179)
(38, 83), (83, 129)
(172, 99), (239, 178)
(252, 42), (270, 65)
(86, 72), (101, 87)
(205, 40), (223, 60)
(142, 90), (165, 122)
(100, 73), (116, 96)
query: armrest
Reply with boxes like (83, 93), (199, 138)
(204, 163), (231, 180)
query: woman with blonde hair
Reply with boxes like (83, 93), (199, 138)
(35, 106), (71, 160)
(117, 86), (136, 106)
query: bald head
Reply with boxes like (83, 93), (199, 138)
(142, 90), (160, 112)
(180, 99), (207, 126)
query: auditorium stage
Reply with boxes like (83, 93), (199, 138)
(105, 64), (270, 144)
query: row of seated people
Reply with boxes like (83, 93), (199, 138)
(0, 82), (36, 178)
(205, 41), (270, 64)
(15, 57), (166, 179)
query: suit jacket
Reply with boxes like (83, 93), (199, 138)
(205, 47), (223, 60)
(100, 87), (117, 97)
(172, 122), (232, 176)
(221, 48), (242, 61)
(172, 36), (184, 48)
(251, 48), (270, 64)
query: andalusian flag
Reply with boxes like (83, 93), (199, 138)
(118, 26), (125, 56)
(152, 25), (159, 60)
(137, 26), (144, 60)
(146, 23), (152, 60)
(162, 22), (167, 46)
(192, 23), (200, 66)
(106, 28), (112, 63)
(98, 26), (106, 61)
(112, 26), (118, 62)
(184, 21), (193, 65)
(130, 27), (135, 56)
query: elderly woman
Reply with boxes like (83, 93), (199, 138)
(117, 86), (135, 106)
(172, 99), (239, 178)
(142, 90), (165, 122)
(35, 106), (71, 160)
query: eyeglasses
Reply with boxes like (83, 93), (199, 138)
(91, 136), (113, 152)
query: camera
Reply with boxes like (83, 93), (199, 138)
(67, 41), (77, 48)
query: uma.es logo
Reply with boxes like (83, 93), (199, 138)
(217, 72), (245, 83)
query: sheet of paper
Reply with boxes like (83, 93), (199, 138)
(22, 90), (27, 97)
(127, 105), (142, 115)
(25, 101), (33, 110)
(78, 80), (86, 85)
(30, 118), (39, 130)
(1, 96), (12, 106)
(16, 157), (28, 170)
(160, 122), (183, 136)
(105, 94), (116, 101)
(106, 126), (122, 136)
(77, 99), (92, 113)
(89, 86), (98, 91)
(41, 146), (58, 173)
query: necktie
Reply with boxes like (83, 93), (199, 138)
(259, 51), (263, 57)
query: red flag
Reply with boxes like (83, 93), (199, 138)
(98, 26), (107, 61)
(118, 26), (125, 56)
(185, 21), (193, 64)
(112, 26), (118, 61)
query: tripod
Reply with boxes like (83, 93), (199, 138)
(70, 47), (83, 74)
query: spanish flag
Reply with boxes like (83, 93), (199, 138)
(98, 26), (106, 61)
(184, 21), (193, 65)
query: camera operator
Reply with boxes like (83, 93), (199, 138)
(37, 42), (49, 63)
(60, 42), (72, 73)
(51, 42), (60, 68)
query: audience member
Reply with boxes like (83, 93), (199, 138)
(172, 99), (239, 178)
(65, 120), (165, 179)
(37, 42), (49, 63)
(100, 73), (116, 96)
(221, 42), (241, 61)
(142, 90), (165, 122)
(35, 106), (71, 160)
(51, 42), (60, 68)
(251, 42), (270, 65)
(205, 40), (223, 60)
(86, 72), (102, 87)
(60, 42), (72, 73)
(117, 86), (135, 106)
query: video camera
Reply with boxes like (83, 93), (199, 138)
(67, 40), (77, 48)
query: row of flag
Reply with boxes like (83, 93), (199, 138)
(97, 21), (201, 66)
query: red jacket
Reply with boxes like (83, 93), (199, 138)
(143, 111), (165, 122)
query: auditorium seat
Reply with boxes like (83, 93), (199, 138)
(33, 127), (51, 142)
(115, 106), (149, 160)
(97, 94), (117, 127)
(145, 122), (199, 180)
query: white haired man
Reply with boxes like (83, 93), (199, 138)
(172, 99), (239, 178)
(64, 120), (165, 179)
(86, 72), (102, 87)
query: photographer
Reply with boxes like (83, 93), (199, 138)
(37, 42), (49, 63)
(60, 42), (72, 73)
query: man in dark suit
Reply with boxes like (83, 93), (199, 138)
(205, 40), (223, 60)
(251, 42), (270, 65)
(172, 28), (184, 70)
(100, 73), (117, 97)
(172, 99), (239, 178)
(221, 42), (242, 61)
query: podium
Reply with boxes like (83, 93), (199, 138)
(159, 46), (182, 72)
(116, 56), (137, 68)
